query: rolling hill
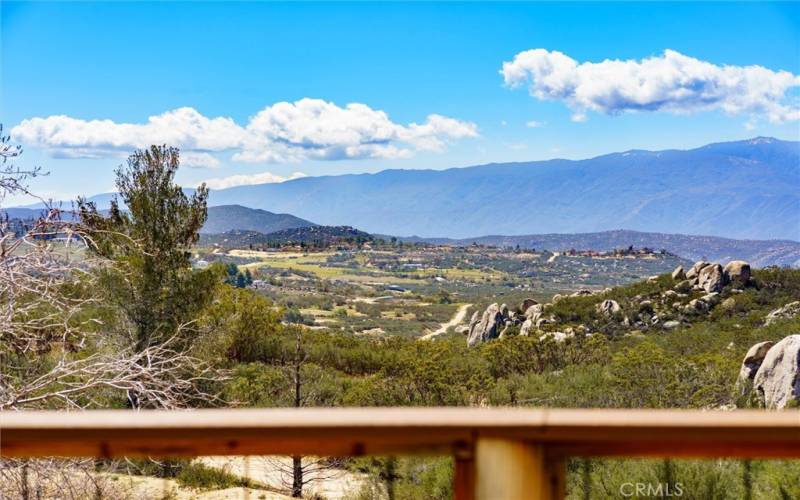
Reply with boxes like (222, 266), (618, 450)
(200, 226), (371, 248)
(1, 204), (317, 236)
(201, 205), (315, 234)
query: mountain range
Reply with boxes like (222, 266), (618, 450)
(6, 137), (799, 262)
(200, 137), (799, 241)
(11, 137), (799, 240)
(5, 198), (797, 265)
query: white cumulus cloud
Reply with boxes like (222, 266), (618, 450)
(525, 120), (545, 128)
(11, 108), (246, 158)
(501, 49), (800, 123)
(203, 171), (307, 190)
(181, 152), (221, 169)
(11, 99), (478, 164)
(235, 99), (478, 163)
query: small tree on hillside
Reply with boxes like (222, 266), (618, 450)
(78, 145), (219, 353)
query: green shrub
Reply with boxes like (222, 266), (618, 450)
(176, 462), (257, 490)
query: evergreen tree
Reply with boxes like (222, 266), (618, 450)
(78, 145), (219, 352)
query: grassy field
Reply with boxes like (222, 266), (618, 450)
(238, 253), (348, 279)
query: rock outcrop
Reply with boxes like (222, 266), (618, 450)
(698, 263), (725, 293)
(519, 298), (538, 313)
(680, 259), (752, 294)
(525, 304), (544, 319)
(466, 303), (505, 347)
(686, 298), (709, 313)
(597, 299), (621, 317)
(700, 292), (720, 306)
(736, 341), (775, 394)
(465, 311), (480, 338)
(752, 335), (800, 409)
(685, 261), (709, 280)
(723, 260), (751, 287)
(465, 296), (571, 343)
(765, 301), (800, 326)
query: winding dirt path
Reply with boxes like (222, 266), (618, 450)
(420, 303), (472, 340)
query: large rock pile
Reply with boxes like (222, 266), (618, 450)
(466, 303), (506, 347)
(678, 260), (752, 294)
(738, 335), (800, 409)
(662, 261), (754, 319)
(467, 297), (572, 346)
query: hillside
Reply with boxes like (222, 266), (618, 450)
(205, 137), (799, 240)
(2, 204), (317, 236)
(200, 225), (371, 248)
(397, 230), (800, 268)
(201, 205), (315, 234)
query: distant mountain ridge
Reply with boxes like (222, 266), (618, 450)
(8, 137), (800, 241)
(204, 137), (799, 241)
(1, 204), (317, 236)
(394, 230), (800, 268)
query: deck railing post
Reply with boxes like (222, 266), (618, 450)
(454, 444), (475, 500)
(545, 455), (566, 500)
(474, 438), (565, 500)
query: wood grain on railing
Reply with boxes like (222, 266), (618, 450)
(2, 407), (798, 458)
(2, 408), (799, 500)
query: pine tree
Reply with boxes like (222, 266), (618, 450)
(78, 145), (219, 352)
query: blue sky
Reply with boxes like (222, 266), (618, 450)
(2, 1), (799, 204)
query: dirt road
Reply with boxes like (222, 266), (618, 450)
(420, 303), (472, 340)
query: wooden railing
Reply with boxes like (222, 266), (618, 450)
(2, 408), (799, 499)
